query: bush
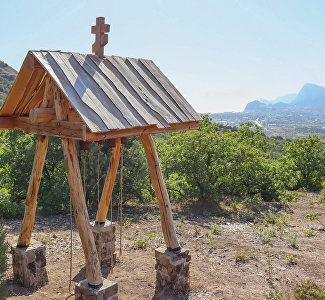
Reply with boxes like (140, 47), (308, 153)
(0, 220), (8, 299)
(157, 116), (281, 203)
(281, 136), (325, 191)
(293, 279), (325, 299)
(0, 189), (24, 218)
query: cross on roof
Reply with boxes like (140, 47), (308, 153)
(91, 17), (110, 58)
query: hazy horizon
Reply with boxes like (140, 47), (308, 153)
(1, 0), (325, 113)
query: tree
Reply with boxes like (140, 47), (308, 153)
(0, 220), (8, 299)
(157, 116), (281, 204)
(281, 135), (325, 190)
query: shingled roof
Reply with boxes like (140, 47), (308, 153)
(0, 51), (201, 135)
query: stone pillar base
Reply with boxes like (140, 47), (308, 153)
(75, 278), (118, 300)
(154, 247), (191, 299)
(11, 239), (48, 288)
(90, 220), (116, 267)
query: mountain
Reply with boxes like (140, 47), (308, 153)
(244, 100), (271, 112)
(292, 83), (325, 108)
(261, 93), (297, 105)
(0, 60), (17, 106)
(244, 83), (325, 112)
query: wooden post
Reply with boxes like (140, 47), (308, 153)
(61, 138), (103, 286)
(140, 134), (180, 250)
(17, 75), (53, 247)
(96, 138), (121, 223)
(17, 135), (48, 246)
(96, 138), (122, 223)
(54, 85), (102, 286)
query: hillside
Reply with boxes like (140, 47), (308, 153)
(0, 60), (17, 107)
(244, 83), (325, 112)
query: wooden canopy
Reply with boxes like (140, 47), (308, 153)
(4, 25), (201, 287)
(0, 51), (201, 140)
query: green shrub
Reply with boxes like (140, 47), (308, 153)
(0, 220), (8, 299)
(293, 279), (325, 299)
(0, 189), (24, 218)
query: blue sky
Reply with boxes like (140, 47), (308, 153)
(1, 0), (325, 112)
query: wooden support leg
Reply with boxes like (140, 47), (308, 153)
(140, 134), (180, 250)
(96, 138), (122, 223)
(17, 135), (48, 247)
(61, 138), (103, 287)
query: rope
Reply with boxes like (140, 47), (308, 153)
(109, 193), (114, 274)
(68, 196), (73, 293)
(97, 144), (102, 266)
(82, 152), (86, 202)
(119, 145), (124, 256)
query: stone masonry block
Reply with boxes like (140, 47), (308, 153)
(154, 247), (191, 299)
(11, 239), (48, 288)
(75, 278), (118, 300)
(90, 221), (117, 267)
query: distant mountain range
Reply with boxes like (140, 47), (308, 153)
(244, 83), (325, 112)
(0, 60), (17, 106)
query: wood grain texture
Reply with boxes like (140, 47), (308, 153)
(0, 117), (198, 141)
(50, 51), (127, 130)
(107, 56), (176, 125)
(125, 57), (188, 122)
(73, 53), (144, 127)
(139, 59), (201, 120)
(54, 85), (103, 286)
(17, 135), (48, 246)
(29, 108), (56, 123)
(33, 51), (107, 132)
(96, 138), (122, 223)
(140, 134), (180, 250)
(1, 51), (201, 134)
(90, 54), (166, 128)
(17, 77), (53, 247)
(0, 53), (35, 116)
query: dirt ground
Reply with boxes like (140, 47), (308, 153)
(4, 192), (325, 299)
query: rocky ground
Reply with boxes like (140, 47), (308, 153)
(4, 192), (325, 299)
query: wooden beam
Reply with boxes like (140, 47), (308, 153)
(0, 116), (199, 141)
(140, 134), (180, 250)
(17, 135), (48, 246)
(29, 108), (56, 123)
(54, 85), (103, 286)
(0, 117), (87, 140)
(86, 121), (200, 141)
(96, 138), (122, 223)
(17, 77), (52, 247)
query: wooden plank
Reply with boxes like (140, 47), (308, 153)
(49, 51), (128, 130)
(125, 57), (189, 122)
(17, 78), (53, 247)
(0, 54), (36, 116)
(140, 59), (201, 120)
(13, 68), (46, 115)
(21, 79), (46, 115)
(0, 117), (86, 140)
(17, 135), (48, 246)
(96, 138), (122, 223)
(86, 121), (200, 141)
(90, 54), (166, 128)
(32, 51), (107, 132)
(72, 53), (143, 127)
(140, 134), (180, 250)
(29, 108), (56, 123)
(55, 85), (103, 286)
(105, 56), (177, 125)
(0, 116), (199, 141)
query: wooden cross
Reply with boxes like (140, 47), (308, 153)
(91, 17), (110, 58)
